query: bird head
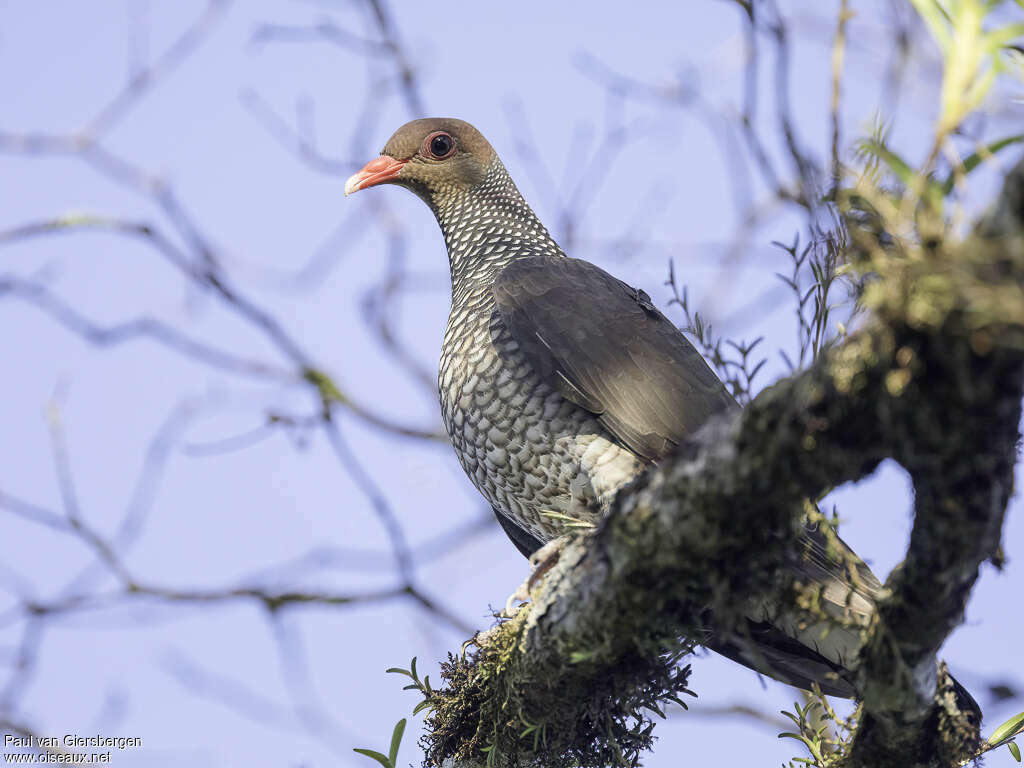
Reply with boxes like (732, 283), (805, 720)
(344, 118), (497, 208)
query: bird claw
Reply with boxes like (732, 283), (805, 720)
(501, 536), (568, 617)
(503, 584), (530, 618)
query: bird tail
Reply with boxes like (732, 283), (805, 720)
(947, 669), (983, 727)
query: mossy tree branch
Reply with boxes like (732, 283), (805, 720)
(848, 163), (1024, 767)
(423, 156), (1024, 768)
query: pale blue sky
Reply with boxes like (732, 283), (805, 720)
(1, 2), (1022, 767)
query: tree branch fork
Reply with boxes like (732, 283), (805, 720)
(423, 159), (1024, 768)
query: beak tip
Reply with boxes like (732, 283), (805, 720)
(343, 156), (405, 199)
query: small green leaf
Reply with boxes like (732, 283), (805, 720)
(302, 367), (345, 404)
(988, 710), (1024, 747)
(909, 0), (952, 51)
(388, 718), (407, 767)
(666, 693), (690, 710)
(941, 134), (1024, 194)
(412, 700), (433, 716)
(353, 748), (392, 768)
(1009, 741), (1021, 762)
(781, 710), (803, 727)
(860, 136), (946, 209)
(858, 138), (928, 191)
(984, 23), (1024, 52)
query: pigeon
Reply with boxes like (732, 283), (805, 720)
(346, 117), (978, 710)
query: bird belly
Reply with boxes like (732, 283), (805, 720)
(439, 310), (643, 542)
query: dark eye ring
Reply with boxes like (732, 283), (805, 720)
(425, 131), (455, 159)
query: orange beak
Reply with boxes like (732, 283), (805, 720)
(344, 155), (407, 196)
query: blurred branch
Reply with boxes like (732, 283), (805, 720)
(683, 700), (790, 731)
(359, 233), (439, 393)
(504, 97), (658, 253)
(272, 615), (360, 752)
(0, 0), (468, 762)
(234, 508), (496, 579)
(830, 0), (851, 196)
(251, 18), (390, 58)
(0, 0), (230, 157)
(162, 647), (296, 727)
(761, 0), (822, 209)
(0, 275), (291, 381)
(1, 443), (473, 635)
(240, 85), (451, 396)
(0, 214), (444, 441)
(0, 619), (42, 715)
(321, 416), (414, 581)
(363, 0), (425, 117)
(240, 88), (360, 176)
(85, 0), (231, 140)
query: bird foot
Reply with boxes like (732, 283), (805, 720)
(502, 536), (568, 617)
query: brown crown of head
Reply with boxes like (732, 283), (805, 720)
(344, 118), (497, 201)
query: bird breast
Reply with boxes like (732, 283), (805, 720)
(438, 300), (644, 541)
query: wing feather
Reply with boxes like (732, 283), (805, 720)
(492, 255), (736, 460)
(490, 255), (890, 697)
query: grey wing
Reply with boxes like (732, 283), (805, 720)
(492, 255), (886, 695)
(711, 521), (883, 696)
(492, 255), (737, 460)
(797, 519), (883, 628)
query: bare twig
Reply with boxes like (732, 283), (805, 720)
(830, 0), (851, 197)
(0, 275), (292, 381)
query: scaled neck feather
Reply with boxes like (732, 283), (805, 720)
(431, 159), (564, 306)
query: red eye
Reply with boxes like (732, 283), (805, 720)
(424, 131), (455, 159)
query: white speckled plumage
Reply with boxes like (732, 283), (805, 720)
(435, 157), (643, 541)
(346, 118), (980, 713)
